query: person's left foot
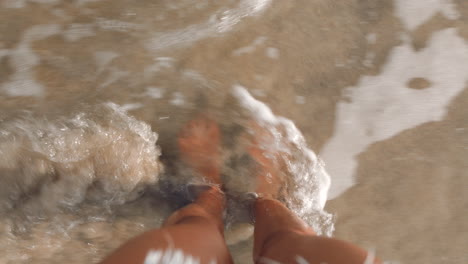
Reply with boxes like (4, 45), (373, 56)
(178, 115), (222, 185)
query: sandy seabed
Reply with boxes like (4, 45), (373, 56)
(0, 0), (467, 263)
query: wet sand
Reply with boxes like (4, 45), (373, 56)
(0, 0), (467, 263)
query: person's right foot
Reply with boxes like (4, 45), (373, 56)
(244, 123), (286, 199)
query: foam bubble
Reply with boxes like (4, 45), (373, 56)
(146, 0), (272, 51)
(233, 85), (333, 236)
(232, 36), (267, 56)
(0, 103), (163, 213)
(170, 92), (185, 106)
(395, 0), (461, 31)
(265, 47), (279, 59)
(63, 23), (95, 42)
(120, 103), (144, 111)
(96, 18), (142, 32)
(145, 87), (165, 99)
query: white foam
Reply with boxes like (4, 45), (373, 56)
(154, 57), (174, 68)
(233, 85), (332, 235)
(0, 103), (162, 211)
(120, 103), (144, 111)
(394, 0), (461, 31)
(96, 18), (142, 32)
(144, 57), (175, 79)
(1, 24), (61, 97)
(2, 0), (60, 8)
(232, 36), (267, 56)
(321, 28), (468, 199)
(63, 23), (95, 42)
(146, 0), (272, 51)
(170, 92), (185, 106)
(265, 47), (280, 59)
(145, 87), (165, 99)
(233, 85), (277, 123)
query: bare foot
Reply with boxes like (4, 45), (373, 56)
(245, 123), (285, 199)
(178, 115), (222, 185)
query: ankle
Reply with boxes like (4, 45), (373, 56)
(195, 186), (226, 216)
(254, 197), (312, 235)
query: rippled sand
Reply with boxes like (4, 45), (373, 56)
(0, 0), (467, 263)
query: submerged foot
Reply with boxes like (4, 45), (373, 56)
(178, 115), (222, 185)
(244, 122), (285, 199)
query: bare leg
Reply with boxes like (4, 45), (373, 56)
(253, 198), (379, 264)
(246, 124), (380, 264)
(100, 186), (231, 264)
(100, 116), (233, 264)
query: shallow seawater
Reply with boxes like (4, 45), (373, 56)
(0, 90), (333, 263)
(0, 0), (335, 257)
(1, 0), (467, 264)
